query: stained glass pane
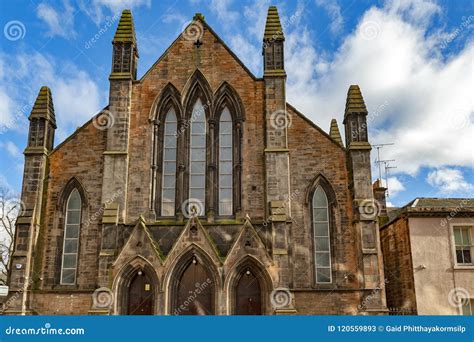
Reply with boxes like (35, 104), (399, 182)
(219, 108), (233, 216)
(161, 108), (177, 217)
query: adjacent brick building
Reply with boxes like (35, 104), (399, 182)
(6, 7), (387, 315)
(380, 198), (474, 315)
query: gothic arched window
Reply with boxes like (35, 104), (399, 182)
(189, 99), (207, 215)
(60, 189), (81, 285)
(312, 186), (332, 283)
(161, 108), (178, 216)
(218, 108), (233, 216)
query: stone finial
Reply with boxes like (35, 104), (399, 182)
(264, 6), (284, 40)
(30, 86), (56, 128)
(329, 118), (343, 146)
(113, 9), (136, 44)
(193, 13), (205, 21)
(344, 85), (367, 117)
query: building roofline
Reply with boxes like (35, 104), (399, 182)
(48, 106), (108, 156)
(139, 18), (262, 82)
(286, 103), (346, 151)
(380, 197), (474, 229)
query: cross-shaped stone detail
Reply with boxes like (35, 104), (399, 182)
(194, 39), (203, 48)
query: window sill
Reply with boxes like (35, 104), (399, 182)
(453, 265), (474, 270)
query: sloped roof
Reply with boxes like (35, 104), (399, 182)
(381, 197), (474, 229)
(411, 198), (474, 208)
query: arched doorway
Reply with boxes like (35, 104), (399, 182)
(173, 256), (215, 315)
(235, 269), (262, 315)
(127, 271), (155, 315)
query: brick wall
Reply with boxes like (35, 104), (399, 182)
(127, 26), (266, 221)
(31, 292), (93, 315)
(40, 122), (106, 290)
(379, 218), (417, 312)
(287, 106), (361, 293)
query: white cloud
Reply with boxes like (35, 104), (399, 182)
(0, 51), (104, 144)
(427, 168), (473, 194)
(208, 0), (238, 26)
(281, 0), (473, 176)
(0, 141), (21, 159)
(0, 91), (16, 133)
(315, 0), (344, 34)
(79, 0), (151, 25)
(385, 176), (405, 197)
(36, 0), (77, 39)
(228, 34), (261, 73)
(243, 0), (271, 39)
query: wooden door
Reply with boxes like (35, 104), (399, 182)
(176, 260), (214, 315)
(235, 270), (262, 315)
(128, 272), (154, 315)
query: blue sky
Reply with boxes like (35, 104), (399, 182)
(0, 0), (473, 207)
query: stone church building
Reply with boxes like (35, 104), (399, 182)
(6, 7), (387, 315)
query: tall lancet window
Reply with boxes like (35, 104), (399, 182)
(219, 108), (233, 216)
(161, 108), (178, 216)
(189, 99), (206, 215)
(60, 189), (81, 285)
(312, 186), (332, 283)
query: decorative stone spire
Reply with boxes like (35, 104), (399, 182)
(110, 9), (138, 80)
(29, 86), (56, 128)
(113, 9), (136, 44)
(329, 118), (343, 146)
(344, 85), (367, 118)
(263, 6), (285, 76)
(264, 6), (284, 41)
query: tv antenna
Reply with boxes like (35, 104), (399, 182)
(384, 162), (397, 197)
(372, 143), (394, 183)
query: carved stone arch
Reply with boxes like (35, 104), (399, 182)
(213, 81), (245, 122)
(225, 255), (273, 315)
(304, 173), (338, 207)
(164, 244), (220, 315)
(182, 69), (213, 116)
(149, 82), (183, 123)
(181, 70), (214, 216)
(151, 83), (183, 217)
(57, 177), (88, 211)
(54, 177), (88, 285)
(213, 82), (244, 217)
(305, 173), (339, 287)
(113, 255), (160, 315)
